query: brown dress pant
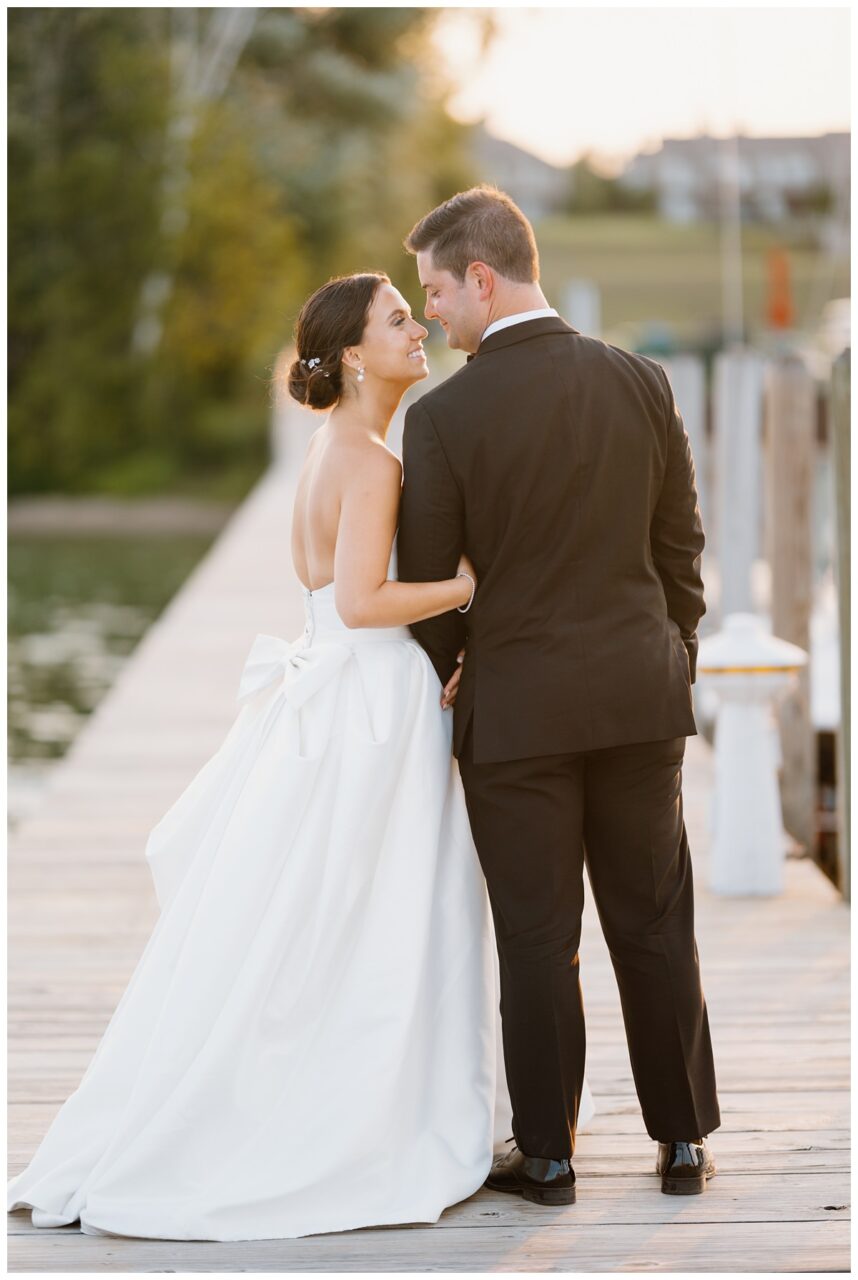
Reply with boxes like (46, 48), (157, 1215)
(458, 725), (721, 1158)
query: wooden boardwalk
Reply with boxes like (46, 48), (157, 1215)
(8, 422), (850, 1272)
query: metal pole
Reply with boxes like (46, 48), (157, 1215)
(718, 133), (744, 347)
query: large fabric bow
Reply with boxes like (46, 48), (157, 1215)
(237, 633), (351, 710)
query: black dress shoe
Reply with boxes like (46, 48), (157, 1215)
(656, 1138), (716, 1195)
(485, 1144), (576, 1205)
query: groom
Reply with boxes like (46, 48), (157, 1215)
(397, 186), (720, 1203)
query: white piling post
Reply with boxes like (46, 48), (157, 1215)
(713, 348), (766, 620)
(563, 280), (602, 338)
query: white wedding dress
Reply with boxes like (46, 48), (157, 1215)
(8, 542), (595, 1242)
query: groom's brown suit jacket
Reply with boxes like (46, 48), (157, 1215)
(397, 317), (705, 765)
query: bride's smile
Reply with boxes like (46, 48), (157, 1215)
(340, 281), (430, 394)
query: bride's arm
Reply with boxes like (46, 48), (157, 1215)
(333, 447), (472, 629)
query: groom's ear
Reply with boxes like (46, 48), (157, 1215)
(466, 261), (494, 299)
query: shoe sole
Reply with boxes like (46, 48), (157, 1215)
(486, 1179), (576, 1206)
(661, 1167), (716, 1196)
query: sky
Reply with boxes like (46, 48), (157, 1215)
(432, 7), (851, 172)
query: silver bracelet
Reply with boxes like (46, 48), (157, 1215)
(456, 571), (476, 613)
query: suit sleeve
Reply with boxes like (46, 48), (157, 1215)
(650, 366), (706, 683)
(398, 399), (467, 687)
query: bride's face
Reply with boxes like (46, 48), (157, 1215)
(346, 283), (429, 390)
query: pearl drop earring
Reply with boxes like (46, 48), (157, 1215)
(357, 366), (366, 383)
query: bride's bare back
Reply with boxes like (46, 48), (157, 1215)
(290, 428), (343, 593)
(290, 424), (402, 594)
(290, 418), (471, 638)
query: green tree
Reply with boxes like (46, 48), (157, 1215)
(8, 8), (475, 498)
(563, 153), (656, 216)
(9, 10), (168, 493)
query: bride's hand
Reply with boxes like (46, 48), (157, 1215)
(441, 649), (466, 710)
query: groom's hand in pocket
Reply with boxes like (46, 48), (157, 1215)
(440, 649), (466, 709)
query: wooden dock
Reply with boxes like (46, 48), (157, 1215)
(8, 425), (850, 1272)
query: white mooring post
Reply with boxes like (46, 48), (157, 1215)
(698, 614), (808, 895)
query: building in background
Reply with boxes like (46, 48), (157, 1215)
(469, 123), (571, 220)
(619, 131), (850, 223)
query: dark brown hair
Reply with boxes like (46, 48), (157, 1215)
(288, 272), (390, 410)
(404, 185), (539, 284)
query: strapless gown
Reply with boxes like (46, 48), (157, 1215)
(8, 568), (595, 1241)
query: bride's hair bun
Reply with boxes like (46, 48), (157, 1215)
(288, 271), (390, 412)
(287, 355), (338, 411)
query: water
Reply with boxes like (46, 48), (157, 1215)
(8, 533), (216, 827)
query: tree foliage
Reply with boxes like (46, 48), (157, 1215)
(562, 154), (656, 217)
(9, 8), (474, 496)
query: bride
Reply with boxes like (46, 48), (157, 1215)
(7, 271), (594, 1242)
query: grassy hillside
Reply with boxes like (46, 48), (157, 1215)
(535, 215), (849, 349)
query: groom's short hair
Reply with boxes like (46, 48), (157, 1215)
(404, 186), (539, 284)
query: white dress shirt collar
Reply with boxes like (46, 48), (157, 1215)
(481, 307), (560, 343)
